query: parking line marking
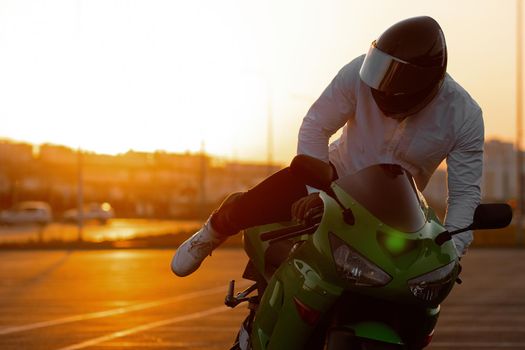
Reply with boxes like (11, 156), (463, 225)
(55, 305), (229, 350)
(89, 341), (224, 347)
(0, 284), (245, 335)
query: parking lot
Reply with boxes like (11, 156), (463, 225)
(0, 248), (524, 349)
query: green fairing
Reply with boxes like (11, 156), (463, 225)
(241, 177), (458, 349)
(349, 322), (403, 344)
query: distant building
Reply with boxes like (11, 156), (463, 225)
(39, 144), (77, 164)
(482, 140), (514, 201)
(4, 138), (513, 219)
(0, 141), (33, 164)
(0, 139), (284, 218)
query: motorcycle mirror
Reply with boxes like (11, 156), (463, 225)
(471, 203), (513, 230)
(290, 155), (334, 191)
(435, 203), (513, 246)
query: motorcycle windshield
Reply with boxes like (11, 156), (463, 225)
(334, 164), (426, 232)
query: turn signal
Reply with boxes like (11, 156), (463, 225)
(422, 329), (434, 348)
(293, 297), (320, 326)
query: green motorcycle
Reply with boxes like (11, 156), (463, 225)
(225, 155), (512, 349)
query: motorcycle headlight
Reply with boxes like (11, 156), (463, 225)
(408, 261), (457, 302)
(329, 232), (392, 287)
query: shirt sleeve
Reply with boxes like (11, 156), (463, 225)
(444, 106), (484, 256)
(297, 58), (359, 162)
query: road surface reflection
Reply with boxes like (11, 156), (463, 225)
(0, 219), (201, 243)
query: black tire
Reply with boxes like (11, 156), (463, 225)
(325, 328), (404, 350)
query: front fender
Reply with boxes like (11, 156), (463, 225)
(326, 322), (404, 349)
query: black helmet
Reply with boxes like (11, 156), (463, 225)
(359, 16), (447, 119)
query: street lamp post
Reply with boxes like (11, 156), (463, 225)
(77, 148), (84, 242)
(266, 79), (274, 175)
(517, 0), (524, 247)
(199, 140), (207, 220)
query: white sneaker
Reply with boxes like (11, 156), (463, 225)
(171, 217), (226, 277)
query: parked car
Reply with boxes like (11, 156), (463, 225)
(0, 201), (53, 225)
(63, 202), (115, 224)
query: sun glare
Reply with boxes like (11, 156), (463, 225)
(0, 0), (272, 159)
(0, 0), (519, 163)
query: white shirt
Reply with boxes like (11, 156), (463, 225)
(297, 55), (484, 255)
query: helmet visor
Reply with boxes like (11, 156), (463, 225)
(359, 41), (443, 94)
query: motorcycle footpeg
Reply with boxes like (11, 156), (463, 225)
(225, 280), (258, 308)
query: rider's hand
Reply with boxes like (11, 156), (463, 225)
(291, 193), (323, 222)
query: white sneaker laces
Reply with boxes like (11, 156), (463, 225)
(188, 236), (215, 258)
(187, 220), (220, 258)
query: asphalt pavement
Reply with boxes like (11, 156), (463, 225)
(0, 248), (523, 349)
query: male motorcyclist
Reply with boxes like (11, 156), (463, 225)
(171, 16), (483, 277)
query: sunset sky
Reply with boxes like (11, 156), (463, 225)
(0, 0), (518, 163)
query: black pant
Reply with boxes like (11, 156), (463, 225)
(210, 167), (308, 236)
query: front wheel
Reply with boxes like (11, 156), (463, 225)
(325, 328), (405, 350)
